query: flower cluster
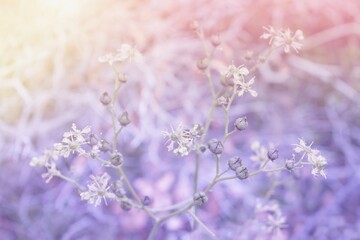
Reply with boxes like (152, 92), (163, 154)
(260, 26), (304, 53)
(80, 173), (117, 207)
(161, 123), (204, 156)
(222, 64), (257, 97)
(255, 200), (287, 236)
(293, 138), (327, 178)
(54, 123), (91, 158)
(98, 44), (142, 65)
(30, 149), (60, 182)
(30, 123), (103, 182)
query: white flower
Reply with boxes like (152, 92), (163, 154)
(293, 139), (319, 156)
(293, 139), (327, 178)
(80, 173), (116, 207)
(261, 26), (304, 53)
(116, 44), (142, 63)
(235, 77), (257, 97)
(99, 44), (142, 65)
(63, 123), (91, 143)
(309, 154), (327, 178)
(250, 141), (268, 162)
(274, 29), (304, 53)
(217, 96), (228, 106)
(54, 123), (90, 158)
(222, 64), (249, 79)
(41, 161), (61, 183)
(30, 150), (58, 167)
(161, 124), (201, 156)
(98, 53), (118, 66)
(260, 26), (278, 44)
(266, 213), (287, 236)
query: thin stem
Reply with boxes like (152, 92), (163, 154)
(57, 174), (83, 190)
(187, 210), (217, 239)
(117, 168), (157, 220)
(151, 198), (192, 213)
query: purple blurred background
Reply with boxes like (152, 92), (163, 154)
(1, 0), (360, 239)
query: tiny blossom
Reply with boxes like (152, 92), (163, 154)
(274, 29), (304, 53)
(30, 149), (58, 167)
(217, 96), (228, 106)
(222, 64), (249, 79)
(260, 26), (278, 44)
(54, 123), (91, 158)
(162, 123), (202, 156)
(99, 44), (141, 65)
(116, 44), (142, 63)
(309, 154), (327, 178)
(80, 173), (116, 207)
(251, 141), (268, 163)
(293, 139), (327, 178)
(234, 76), (257, 97)
(266, 213), (287, 236)
(293, 138), (319, 156)
(261, 26), (304, 53)
(41, 161), (61, 183)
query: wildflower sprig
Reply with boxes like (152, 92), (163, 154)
(31, 24), (325, 240)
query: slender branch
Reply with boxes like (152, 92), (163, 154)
(187, 210), (217, 239)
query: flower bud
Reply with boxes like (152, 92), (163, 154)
(210, 35), (221, 47)
(142, 196), (152, 206)
(99, 140), (111, 152)
(110, 152), (124, 166)
(199, 144), (207, 153)
(190, 20), (199, 31)
(244, 51), (254, 61)
(228, 156), (242, 171)
(119, 74), (128, 83)
(111, 181), (126, 198)
(267, 148), (279, 161)
(234, 117), (248, 131)
(236, 166), (249, 180)
(197, 58), (209, 71)
(285, 159), (295, 170)
(193, 192), (208, 206)
(120, 199), (132, 211)
(207, 139), (224, 155)
(118, 111), (131, 127)
(88, 134), (98, 146)
(100, 92), (111, 105)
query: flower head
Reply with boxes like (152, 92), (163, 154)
(261, 26), (304, 53)
(80, 173), (116, 207)
(235, 77), (257, 97)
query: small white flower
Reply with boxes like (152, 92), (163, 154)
(309, 154), (327, 178)
(251, 141), (268, 162)
(293, 139), (319, 156)
(293, 139), (327, 178)
(261, 26), (304, 53)
(99, 44), (142, 65)
(161, 123), (201, 156)
(41, 161), (61, 183)
(116, 44), (142, 63)
(274, 28), (304, 53)
(222, 64), (249, 79)
(260, 26), (278, 44)
(217, 96), (228, 106)
(55, 123), (91, 158)
(266, 213), (287, 236)
(30, 150), (58, 167)
(80, 173), (116, 207)
(235, 77), (257, 97)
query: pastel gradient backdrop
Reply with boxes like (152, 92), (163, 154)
(1, 0), (360, 239)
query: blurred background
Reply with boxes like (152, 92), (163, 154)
(1, 0), (360, 239)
